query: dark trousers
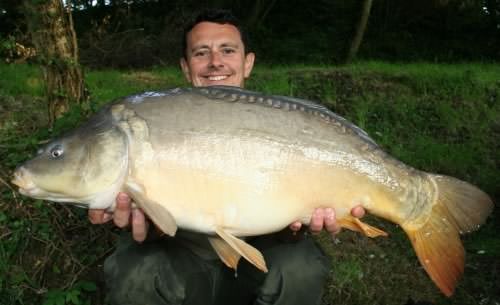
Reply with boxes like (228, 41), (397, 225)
(104, 232), (329, 305)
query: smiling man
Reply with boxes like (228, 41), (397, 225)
(180, 20), (255, 87)
(93, 9), (365, 305)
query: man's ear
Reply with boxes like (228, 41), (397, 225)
(244, 52), (255, 78)
(180, 58), (192, 83)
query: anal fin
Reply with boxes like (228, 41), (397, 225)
(124, 180), (177, 236)
(338, 215), (388, 237)
(215, 227), (268, 273)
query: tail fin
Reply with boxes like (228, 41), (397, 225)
(403, 175), (493, 297)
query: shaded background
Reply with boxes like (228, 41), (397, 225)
(1, 0), (499, 68)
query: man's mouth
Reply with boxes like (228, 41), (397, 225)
(206, 75), (229, 81)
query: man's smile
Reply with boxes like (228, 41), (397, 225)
(205, 75), (230, 81)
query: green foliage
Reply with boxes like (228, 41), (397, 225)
(42, 281), (97, 305)
(0, 61), (44, 97)
(0, 36), (16, 57)
(331, 257), (364, 289)
(247, 66), (296, 95)
(85, 67), (186, 108)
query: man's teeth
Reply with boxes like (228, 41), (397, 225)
(208, 75), (228, 81)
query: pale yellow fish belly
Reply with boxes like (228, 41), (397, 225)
(132, 155), (401, 237)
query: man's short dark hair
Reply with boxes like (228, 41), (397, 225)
(182, 9), (250, 58)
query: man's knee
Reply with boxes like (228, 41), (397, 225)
(104, 241), (185, 305)
(256, 238), (329, 305)
(268, 238), (329, 280)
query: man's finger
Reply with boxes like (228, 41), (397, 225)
(89, 209), (113, 224)
(309, 208), (324, 234)
(289, 221), (302, 232)
(88, 209), (105, 224)
(113, 192), (132, 228)
(323, 208), (341, 235)
(132, 208), (148, 242)
(351, 205), (366, 218)
(102, 212), (113, 223)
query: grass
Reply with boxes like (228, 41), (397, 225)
(0, 60), (498, 305)
(85, 66), (186, 108)
(0, 62), (45, 97)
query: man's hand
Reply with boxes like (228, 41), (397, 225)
(289, 205), (365, 236)
(88, 192), (149, 242)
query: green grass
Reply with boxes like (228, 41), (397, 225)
(0, 61), (498, 305)
(85, 66), (186, 108)
(0, 62), (45, 97)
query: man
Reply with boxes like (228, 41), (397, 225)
(89, 9), (365, 305)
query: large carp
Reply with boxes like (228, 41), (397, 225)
(11, 86), (493, 296)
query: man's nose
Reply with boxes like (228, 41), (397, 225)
(208, 52), (224, 67)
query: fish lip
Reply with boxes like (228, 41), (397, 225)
(11, 168), (27, 189)
(16, 184), (42, 197)
(11, 167), (40, 196)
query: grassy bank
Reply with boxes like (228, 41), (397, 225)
(0, 61), (498, 305)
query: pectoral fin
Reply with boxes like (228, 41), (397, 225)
(124, 181), (177, 236)
(338, 215), (388, 237)
(214, 227), (268, 273)
(208, 236), (242, 270)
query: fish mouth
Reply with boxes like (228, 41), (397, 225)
(11, 166), (49, 198)
(11, 170), (41, 196)
(11, 167), (33, 190)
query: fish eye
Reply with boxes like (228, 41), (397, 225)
(50, 145), (64, 159)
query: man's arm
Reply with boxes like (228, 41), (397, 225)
(89, 193), (366, 241)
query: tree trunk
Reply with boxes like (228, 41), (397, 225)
(345, 0), (374, 63)
(24, 0), (88, 126)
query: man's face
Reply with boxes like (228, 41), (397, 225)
(180, 22), (255, 88)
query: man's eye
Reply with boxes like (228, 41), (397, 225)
(194, 50), (208, 57)
(222, 48), (236, 54)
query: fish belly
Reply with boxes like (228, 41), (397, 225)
(131, 134), (401, 237)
